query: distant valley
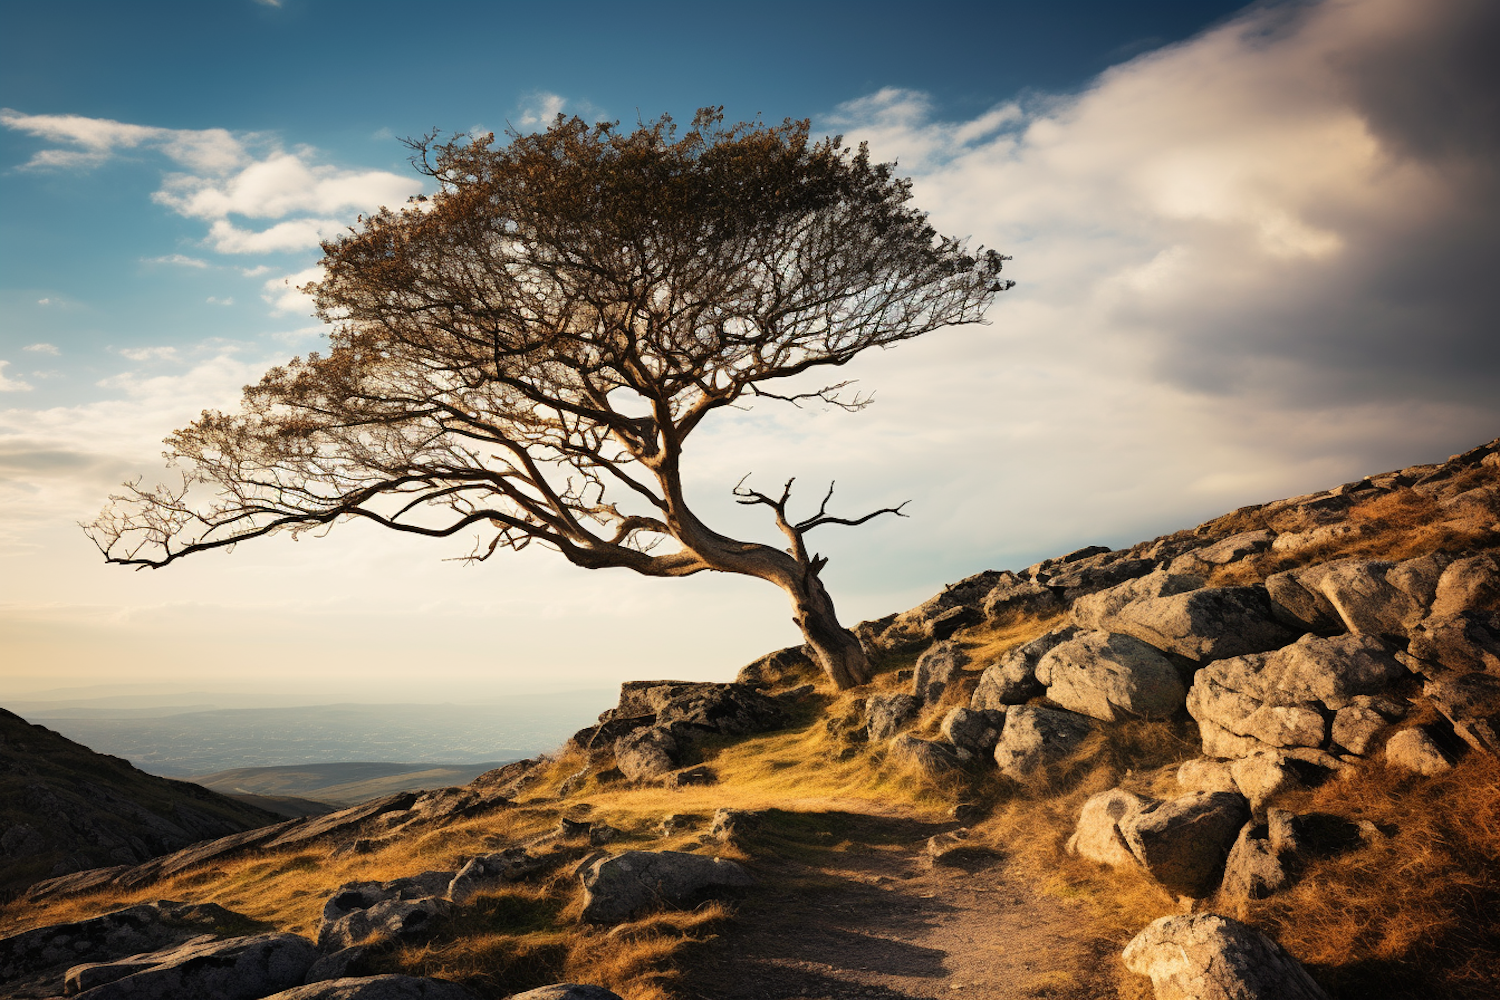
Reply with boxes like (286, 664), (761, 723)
(189, 760), (518, 808)
(12, 692), (614, 776)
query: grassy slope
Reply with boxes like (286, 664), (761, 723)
(4, 463), (1499, 998)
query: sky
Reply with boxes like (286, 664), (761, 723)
(3, 0), (1499, 706)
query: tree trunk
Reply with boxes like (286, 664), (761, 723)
(784, 573), (873, 690)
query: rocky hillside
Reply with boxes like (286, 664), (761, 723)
(0, 709), (281, 901)
(2, 436), (1498, 1000)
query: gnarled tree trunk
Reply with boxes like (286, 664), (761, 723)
(781, 568), (873, 690)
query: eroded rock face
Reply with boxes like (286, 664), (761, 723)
(0, 900), (250, 985)
(1119, 792), (1248, 898)
(981, 576), (1062, 624)
(1186, 633), (1407, 757)
(1034, 630), (1186, 721)
(66, 933), (318, 1000)
(1431, 552), (1500, 618)
(940, 707), (1005, 758)
(992, 706), (1095, 782)
(578, 851), (753, 924)
(1176, 758), (1238, 794)
(1384, 727), (1454, 775)
(865, 693), (921, 742)
(1070, 570), (1204, 632)
(912, 641), (971, 704)
(1406, 610), (1500, 675)
(264, 975), (482, 1000)
(1086, 585), (1297, 663)
(613, 727), (681, 782)
(1123, 914), (1330, 1000)
(1425, 672), (1500, 755)
(970, 626), (1078, 710)
(319, 872), (454, 950)
(1067, 788), (1152, 869)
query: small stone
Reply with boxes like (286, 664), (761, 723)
(1384, 727), (1453, 775)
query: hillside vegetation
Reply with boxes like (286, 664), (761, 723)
(3, 438), (1499, 1000)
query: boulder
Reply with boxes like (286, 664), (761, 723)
(939, 707), (1005, 758)
(912, 641), (970, 704)
(1315, 560), (1419, 636)
(930, 604), (982, 641)
(981, 576), (1062, 624)
(865, 693), (921, 741)
(579, 850), (753, 924)
(446, 849), (546, 904)
(1264, 565), (1343, 633)
(319, 897), (451, 951)
(708, 808), (762, 842)
(613, 726), (681, 782)
(735, 645), (815, 688)
(1120, 791), (1249, 898)
(303, 946), (375, 984)
(0, 900), (251, 985)
(1186, 633), (1406, 756)
(1189, 529), (1273, 565)
(1176, 758), (1238, 794)
(1425, 671), (1500, 754)
(66, 933), (318, 1000)
(1330, 699), (1399, 755)
(665, 765), (717, 787)
(1123, 914), (1330, 1000)
(264, 975), (481, 1000)
(1070, 570), (1204, 632)
(888, 734), (964, 778)
(1267, 807), (1302, 855)
(505, 987), (626, 1000)
(1042, 554), (1155, 596)
(1229, 753), (1304, 818)
(970, 626), (1079, 709)
(880, 571), (1008, 650)
(1086, 586), (1297, 663)
(992, 705), (1096, 782)
(1034, 630), (1186, 721)
(652, 683), (789, 738)
(1220, 823), (1290, 901)
(1067, 788), (1153, 869)
(1384, 726), (1454, 775)
(1406, 610), (1500, 675)
(1431, 552), (1500, 618)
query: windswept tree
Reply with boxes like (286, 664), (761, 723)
(88, 110), (1011, 689)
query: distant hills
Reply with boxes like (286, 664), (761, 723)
(188, 761), (517, 808)
(0, 708), (279, 901)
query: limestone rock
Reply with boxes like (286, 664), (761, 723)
(1087, 586), (1296, 663)
(1067, 788), (1152, 869)
(66, 933), (318, 1000)
(1425, 671), (1500, 754)
(1120, 791), (1249, 897)
(981, 576), (1062, 624)
(1431, 552), (1500, 618)
(1264, 565), (1343, 633)
(0, 900), (250, 985)
(1230, 753), (1304, 817)
(1407, 610), (1500, 675)
(1186, 633), (1406, 755)
(1123, 913), (1330, 1000)
(1176, 758), (1238, 794)
(1176, 530), (1273, 569)
(865, 693), (921, 741)
(1331, 703), (1393, 755)
(1316, 560), (1417, 636)
(1384, 726), (1454, 775)
(446, 849), (545, 904)
(1070, 570), (1204, 632)
(1221, 823), (1290, 901)
(970, 626), (1079, 710)
(579, 850), (752, 924)
(265, 975), (481, 1000)
(912, 641), (970, 704)
(939, 707), (1005, 758)
(992, 705), (1096, 782)
(613, 727), (680, 782)
(1034, 630), (1186, 721)
(505, 987), (626, 1000)
(888, 734), (964, 778)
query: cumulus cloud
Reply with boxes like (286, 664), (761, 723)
(1, 110), (422, 258)
(116, 346), (180, 363)
(0, 361), (33, 393)
(262, 266), (324, 315)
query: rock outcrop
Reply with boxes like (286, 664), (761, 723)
(1123, 914), (1330, 999)
(578, 850), (753, 924)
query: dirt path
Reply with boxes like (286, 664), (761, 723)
(675, 810), (1115, 1000)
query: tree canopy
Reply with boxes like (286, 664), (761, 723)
(88, 109), (1012, 689)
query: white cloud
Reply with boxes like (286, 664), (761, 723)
(262, 266), (323, 315)
(514, 91), (602, 129)
(144, 253), (209, 268)
(0, 361), (33, 392)
(206, 218), (342, 254)
(23, 343), (60, 355)
(117, 346), (180, 363)
(36, 298), (51, 305)
(206, 296), (234, 306)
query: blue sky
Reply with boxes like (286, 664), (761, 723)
(3, 0), (1498, 704)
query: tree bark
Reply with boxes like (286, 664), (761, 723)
(782, 571), (873, 690)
